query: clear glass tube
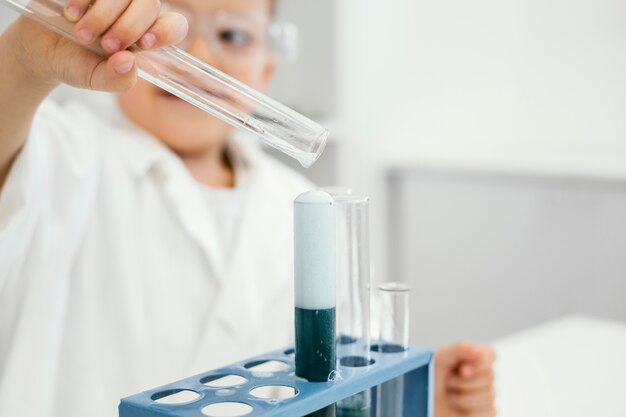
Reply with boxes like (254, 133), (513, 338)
(377, 282), (410, 351)
(1, 0), (328, 168)
(333, 194), (371, 358)
(325, 191), (371, 417)
(376, 282), (410, 417)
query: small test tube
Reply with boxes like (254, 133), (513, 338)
(294, 190), (337, 417)
(376, 282), (411, 417)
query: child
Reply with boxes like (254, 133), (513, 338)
(0, 1), (495, 416)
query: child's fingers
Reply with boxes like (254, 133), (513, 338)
(102, 0), (163, 53)
(465, 407), (497, 417)
(459, 349), (496, 378)
(88, 50), (137, 92)
(63, 0), (91, 22)
(447, 388), (496, 412)
(74, 0), (132, 44)
(447, 370), (494, 391)
(435, 342), (484, 369)
(137, 12), (189, 50)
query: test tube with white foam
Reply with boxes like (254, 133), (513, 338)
(376, 282), (411, 417)
(294, 190), (337, 416)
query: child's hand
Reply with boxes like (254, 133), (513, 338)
(10, 0), (188, 92)
(435, 342), (497, 417)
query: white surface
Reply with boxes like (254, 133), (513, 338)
(494, 315), (626, 417)
(294, 190), (336, 309)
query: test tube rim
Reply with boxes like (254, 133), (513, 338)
(318, 186), (354, 197)
(332, 194), (370, 204)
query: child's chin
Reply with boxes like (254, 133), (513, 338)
(157, 132), (229, 156)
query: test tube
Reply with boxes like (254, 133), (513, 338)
(0, 0), (328, 168)
(294, 190), (336, 417)
(333, 194), (370, 354)
(376, 282), (410, 417)
(332, 194), (372, 417)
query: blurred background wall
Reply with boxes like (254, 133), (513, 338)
(1, 0), (625, 347)
(275, 0), (626, 347)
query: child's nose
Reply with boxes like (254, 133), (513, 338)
(185, 34), (221, 69)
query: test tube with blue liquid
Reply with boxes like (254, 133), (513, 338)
(376, 282), (411, 417)
(0, 0), (329, 167)
(294, 190), (337, 417)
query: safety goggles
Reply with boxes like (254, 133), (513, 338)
(160, 2), (299, 63)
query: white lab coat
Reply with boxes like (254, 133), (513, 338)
(0, 97), (311, 417)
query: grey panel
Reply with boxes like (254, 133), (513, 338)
(387, 168), (626, 347)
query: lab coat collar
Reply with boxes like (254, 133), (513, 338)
(100, 94), (263, 179)
(188, 153), (301, 365)
(87, 94), (269, 285)
(106, 105), (176, 178)
(149, 139), (263, 286)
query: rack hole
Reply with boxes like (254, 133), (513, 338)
(284, 348), (295, 358)
(152, 389), (200, 404)
(340, 356), (375, 367)
(201, 402), (253, 416)
(250, 385), (298, 400)
(244, 360), (290, 372)
(201, 374), (248, 388)
(371, 344), (407, 353)
(337, 335), (358, 345)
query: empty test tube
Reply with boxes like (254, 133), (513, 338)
(294, 190), (337, 417)
(329, 193), (372, 417)
(0, 0), (329, 167)
(376, 282), (411, 417)
(333, 194), (371, 356)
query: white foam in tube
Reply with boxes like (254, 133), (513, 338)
(294, 190), (336, 310)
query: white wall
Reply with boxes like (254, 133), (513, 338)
(335, 0), (626, 174)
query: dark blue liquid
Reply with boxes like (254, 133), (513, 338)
(337, 389), (371, 417)
(336, 407), (370, 417)
(309, 404), (337, 417)
(295, 307), (336, 382)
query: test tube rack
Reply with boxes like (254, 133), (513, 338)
(118, 341), (433, 417)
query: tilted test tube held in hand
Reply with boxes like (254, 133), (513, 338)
(294, 190), (337, 417)
(0, 0), (328, 167)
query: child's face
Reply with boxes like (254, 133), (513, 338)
(117, 0), (276, 155)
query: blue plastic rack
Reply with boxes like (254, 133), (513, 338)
(118, 342), (433, 417)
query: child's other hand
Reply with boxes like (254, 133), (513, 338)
(435, 342), (497, 417)
(11, 0), (188, 92)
